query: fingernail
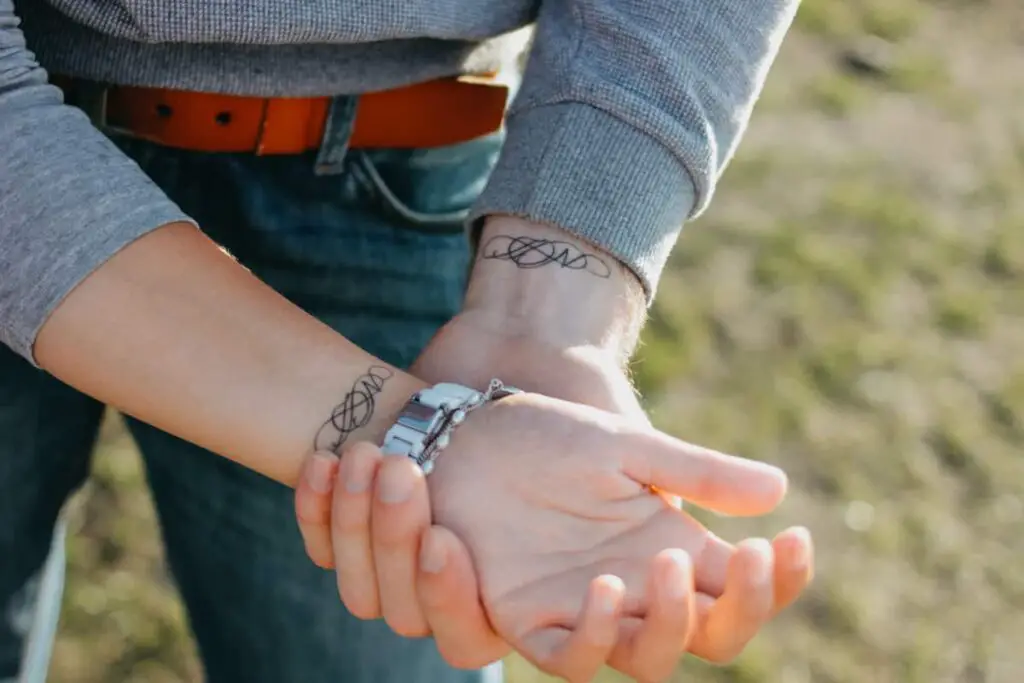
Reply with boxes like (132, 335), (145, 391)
(342, 452), (376, 494)
(307, 453), (336, 494)
(597, 575), (624, 615)
(419, 531), (446, 574)
(756, 463), (788, 495)
(747, 538), (773, 584)
(663, 549), (692, 600)
(600, 593), (617, 615)
(378, 463), (415, 504)
(789, 527), (812, 569)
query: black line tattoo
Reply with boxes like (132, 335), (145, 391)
(314, 365), (394, 454)
(481, 234), (612, 278)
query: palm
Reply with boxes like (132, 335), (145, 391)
(426, 394), (749, 648)
(490, 506), (712, 635)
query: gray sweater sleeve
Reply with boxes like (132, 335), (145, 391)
(469, 0), (799, 301)
(0, 0), (191, 364)
(0, 0), (798, 363)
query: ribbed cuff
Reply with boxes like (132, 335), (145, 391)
(468, 103), (696, 302)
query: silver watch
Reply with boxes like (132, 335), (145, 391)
(381, 379), (519, 474)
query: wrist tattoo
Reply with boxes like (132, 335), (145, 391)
(314, 365), (394, 454)
(481, 234), (611, 278)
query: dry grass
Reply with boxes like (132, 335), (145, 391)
(50, 1), (1024, 681)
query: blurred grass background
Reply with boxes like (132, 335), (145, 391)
(49, 0), (1024, 681)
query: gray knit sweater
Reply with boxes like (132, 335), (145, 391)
(0, 0), (798, 362)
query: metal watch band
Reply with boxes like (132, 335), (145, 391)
(380, 379), (519, 474)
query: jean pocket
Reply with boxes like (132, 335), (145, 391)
(354, 132), (503, 234)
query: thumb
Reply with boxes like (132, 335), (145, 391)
(621, 429), (788, 516)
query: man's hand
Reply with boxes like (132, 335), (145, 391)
(295, 216), (813, 680)
(424, 395), (796, 677)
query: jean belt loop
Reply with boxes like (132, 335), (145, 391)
(314, 95), (359, 176)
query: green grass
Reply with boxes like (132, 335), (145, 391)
(795, 0), (923, 41)
(51, 1), (1024, 681)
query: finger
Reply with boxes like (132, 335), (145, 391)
(417, 526), (511, 669)
(693, 593), (715, 634)
(693, 533), (733, 598)
(688, 538), (774, 664)
(771, 526), (814, 615)
(372, 455), (432, 637)
(694, 528), (811, 603)
(621, 432), (788, 516)
(331, 442), (383, 619)
(610, 549), (695, 682)
(295, 451), (339, 569)
(519, 575), (623, 683)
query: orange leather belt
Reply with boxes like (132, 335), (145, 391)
(53, 75), (509, 154)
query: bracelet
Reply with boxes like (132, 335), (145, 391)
(380, 378), (520, 474)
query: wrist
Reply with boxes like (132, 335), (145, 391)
(411, 315), (643, 419)
(306, 359), (428, 457)
(465, 215), (646, 361)
(441, 313), (621, 380)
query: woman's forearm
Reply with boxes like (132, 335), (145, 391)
(35, 222), (425, 487)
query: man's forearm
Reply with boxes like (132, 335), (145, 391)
(35, 222), (425, 487)
(465, 215), (647, 364)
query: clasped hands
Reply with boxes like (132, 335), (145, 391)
(293, 318), (814, 683)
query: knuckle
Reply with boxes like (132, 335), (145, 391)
(440, 651), (489, 671)
(703, 645), (741, 666)
(633, 661), (675, 683)
(435, 633), (507, 670)
(336, 579), (379, 620)
(386, 615), (431, 639)
(528, 655), (558, 678)
(305, 545), (334, 569)
(629, 643), (681, 682)
(295, 506), (327, 528)
(548, 665), (575, 683)
(416, 570), (462, 612)
(373, 526), (417, 552)
(416, 582), (450, 611)
(565, 668), (596, 683)
(295, 491), (328, 525)
(342, 594), (381, 621)
(371, 513), (420, 547)
(330, 497), (369, 535)
(441, 642), (508, 671)
(344, 441), (382, 462)
(772, 587), (799, 614)
(550, 655), (597, 683)
(332, 512), (369, 537)
(314, 556), (335, 570)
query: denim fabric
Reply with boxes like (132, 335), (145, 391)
(0, 112), (504, 682)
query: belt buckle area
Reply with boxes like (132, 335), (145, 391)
(66, 82), (139, 140)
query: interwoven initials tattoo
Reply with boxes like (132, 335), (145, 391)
(314, 365), (394, 454)
(481, 234), (612, 278)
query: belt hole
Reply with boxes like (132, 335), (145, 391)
(155, 103), (173, 119)
(215, 111), (232, 126)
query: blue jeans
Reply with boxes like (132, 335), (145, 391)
(0, 98), (504, 683)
